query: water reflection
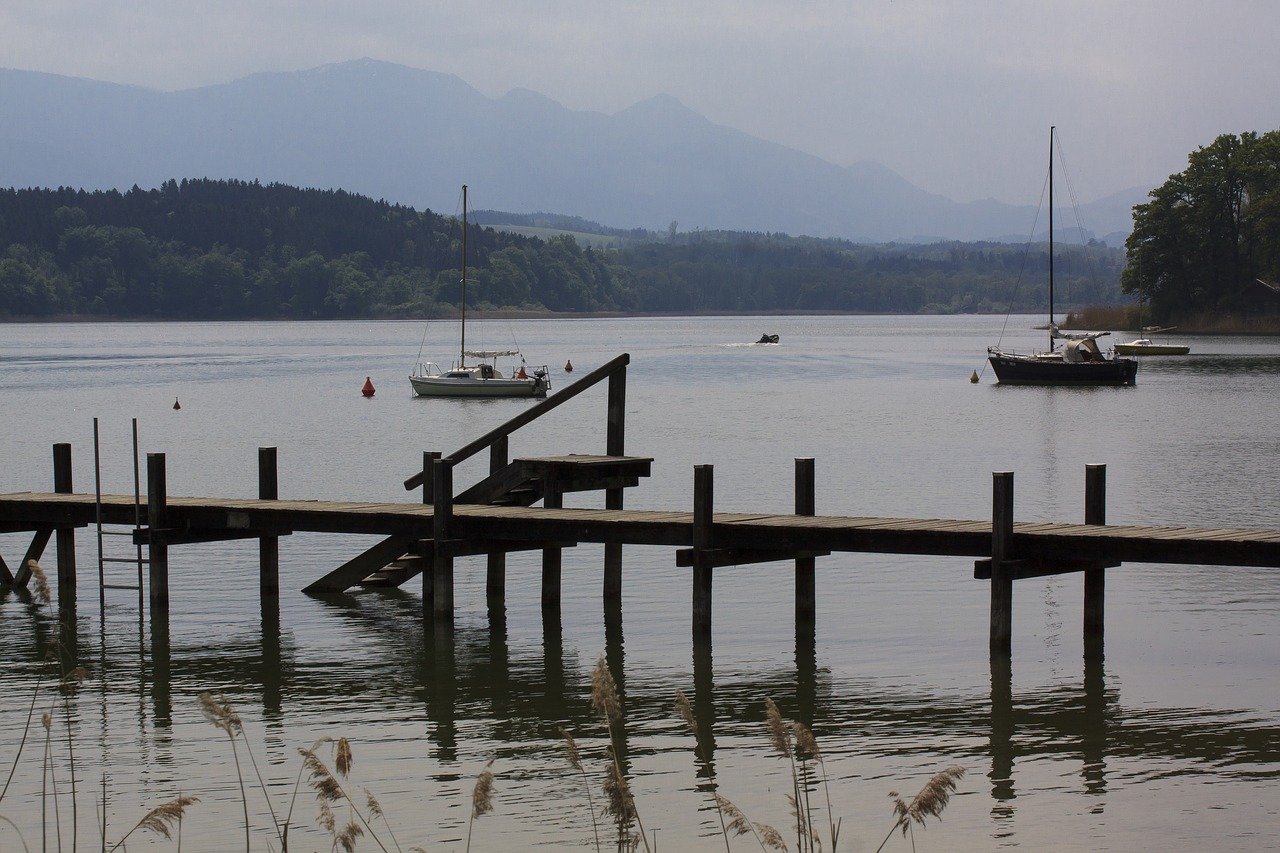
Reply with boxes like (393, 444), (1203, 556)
(5, 587), (1279, 852)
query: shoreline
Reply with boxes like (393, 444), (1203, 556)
(5, 309), (1279, 335)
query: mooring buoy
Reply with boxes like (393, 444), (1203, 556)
(564, 359), (573, 373)
(173, 398), (181, 410)
(362, 376), (376, 397)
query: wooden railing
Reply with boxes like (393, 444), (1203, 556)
(402, 352), (630, 498)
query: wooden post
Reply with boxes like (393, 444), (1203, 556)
(487, 438), (508, 598)
(604, 364), (627, 601)
(421, 451), (441, 505)
(432, 457), (454, 617)
(1083, 464), (1106, 659)
(147, 453), (169, 606)
(990, 471), (1014, 655)
(258, 447), (279, 595)
(795, 457), (816, 626)
(421, 450), (441, 602)
(53, 443), (76, 601)
(692, 464), (714, 638)
(542, 475), (563, 612)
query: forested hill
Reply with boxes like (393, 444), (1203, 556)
(0, 180), (1126, 319)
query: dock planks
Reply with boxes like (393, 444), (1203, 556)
(5, 491), (1280, 569)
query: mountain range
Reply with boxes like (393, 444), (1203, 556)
(0, 58), (1148, 244)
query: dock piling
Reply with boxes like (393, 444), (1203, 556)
(692, 464), (715, 638)
(795, 457), (816, 626)
(989, 471), (1014, 655)
(487, 438), (508, 598)
(146, 453), (169, 606)
(541, 472), (564, 612)
(604, 366), (627, 600)
(431, 457), (454, 616)
(1084, 464), (1107, 658)
(53, 442), (76, 601)
(258, 447), (279, 595)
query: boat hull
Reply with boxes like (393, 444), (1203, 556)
(409, 375), (548, 398)
(988, 351), (1138, 386)
(1113, 343), (1190, 356)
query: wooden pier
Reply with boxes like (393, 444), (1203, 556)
(4, 352), (1280, 656)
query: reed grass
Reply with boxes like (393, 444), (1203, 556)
(1, 630), (965, 852)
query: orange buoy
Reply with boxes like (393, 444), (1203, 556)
(564, 359), (573, 373)
(361, 376), (376, 397)
(173, 398), (181, 410)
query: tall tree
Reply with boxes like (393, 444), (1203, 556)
(1125, 130), (1280, 320)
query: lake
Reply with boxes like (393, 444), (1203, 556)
(2, 315), (1278, 851)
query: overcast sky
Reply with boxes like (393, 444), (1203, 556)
(4, 0), (1278, 205)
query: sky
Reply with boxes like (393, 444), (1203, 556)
(4, 0), (1279, 206)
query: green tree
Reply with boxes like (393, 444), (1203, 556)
(1125, 130), (1280, 320)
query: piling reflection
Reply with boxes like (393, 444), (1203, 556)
(425, 615), (457, 761)
(1081, 654), (1108, 796)
(7, 587), (1280, 841)
(260, 596), (281, 719)
(795, 615), (816, 729)
(148, 601), (172, 727)
(691, 636), (717, 782)
(988, 654), (1015, 805)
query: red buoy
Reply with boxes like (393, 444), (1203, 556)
(564, 359), (573, 373)
(361, 376), (376, 397)
(173, 398), (181, 410)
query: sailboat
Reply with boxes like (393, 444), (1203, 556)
(986, 128), (1138, 386)
(1112, 264), (1190, 356)
(409, 185), (550, 398)
(1113, 327), (1190, 356)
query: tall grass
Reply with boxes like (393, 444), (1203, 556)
(2, 598), (964, 853)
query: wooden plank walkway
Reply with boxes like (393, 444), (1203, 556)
(6, 490), (1280, 568)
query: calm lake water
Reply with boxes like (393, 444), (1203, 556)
(2, 315), (1278, 851)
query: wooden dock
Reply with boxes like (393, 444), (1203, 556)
(4, 352), (1280, 656)
(6, 486), (1280, 568)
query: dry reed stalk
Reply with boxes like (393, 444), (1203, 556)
(298, 738), (392, 853)
(198, 692), (252, 852)
(793, 720), (840, 851)
(198, 692), (288, 851)
(40, 711), (55, 853)
(590, 657), (650, 851)
(105, 794), (199, 851)
(559, 726), (602, 853)
(590, 657), (622, 724)
(674, 690), (698, 738)
(1, 668), (47, 805)
(57, 663), (87, 851)
(465, 759), (496, 853)
(716, 793), (787, 852)
(674, 689), (733, 850)
(764, 699), (791, 757)
(875, 766), (966, 852)
(764, 699), (809, 852)
(27, 561), (51, 606)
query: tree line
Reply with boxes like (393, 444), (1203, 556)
(0, 179), (1126, 320)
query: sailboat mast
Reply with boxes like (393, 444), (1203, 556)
(460, 184), (467, 367)
(1048, 126), (1055, 351)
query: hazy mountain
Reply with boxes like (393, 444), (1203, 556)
(0, 59), (1145, 243)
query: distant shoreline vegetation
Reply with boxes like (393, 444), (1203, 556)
(0, 179), (1130, 321)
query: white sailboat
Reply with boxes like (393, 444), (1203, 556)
(409, 185), (550, 398)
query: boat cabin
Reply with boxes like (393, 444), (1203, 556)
(1063, 338), (1105, 363)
